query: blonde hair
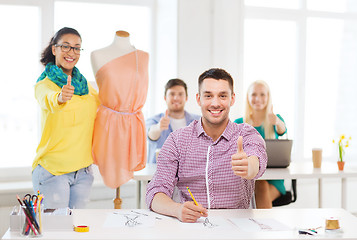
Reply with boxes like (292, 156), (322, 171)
(244, 80), (275, 139)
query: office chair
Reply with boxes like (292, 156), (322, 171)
(272, 179), (297, 207)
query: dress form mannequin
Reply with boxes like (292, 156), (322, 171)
(91, 31), (136, 78)
(91, 31), (149, 209)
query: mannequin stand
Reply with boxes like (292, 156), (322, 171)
(113, 187), (122, 209)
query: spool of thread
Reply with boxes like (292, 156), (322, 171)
(325, 218), (340, 230)
(73, 225), (89, 232)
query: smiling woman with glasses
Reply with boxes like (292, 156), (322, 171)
(32, 27), (99, 209)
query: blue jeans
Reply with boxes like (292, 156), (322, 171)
(32, 164), (94, 209)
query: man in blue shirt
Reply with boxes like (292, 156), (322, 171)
(146, 79), (200, 163)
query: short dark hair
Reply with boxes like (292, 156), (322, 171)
(164, 78), (188, 96)
(40, 27), (82, 66)
(198, 68), (234, 93)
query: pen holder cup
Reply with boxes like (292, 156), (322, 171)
(19, 204), (43, 237)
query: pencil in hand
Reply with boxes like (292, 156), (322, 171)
(186, 187), (199, 206)
(186, 187), (203, 215)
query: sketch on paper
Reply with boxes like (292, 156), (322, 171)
(180, 216), (234, 230)
(124, 215), (141, 227)
(203, 218), (218, 228)
(103, 210), (159, 228)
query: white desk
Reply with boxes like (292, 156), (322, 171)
(2, 208), (357, 240)
(133, 162), (357, 209)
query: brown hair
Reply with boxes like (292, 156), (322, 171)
(164, 78), (188, 96)
(198, 68), (234, 93)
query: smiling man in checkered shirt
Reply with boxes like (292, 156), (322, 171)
(146, 68), (267, 223)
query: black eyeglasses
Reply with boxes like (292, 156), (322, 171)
(54, 44), (83, 54)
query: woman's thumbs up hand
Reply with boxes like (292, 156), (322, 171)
(58, 75), (75, 104)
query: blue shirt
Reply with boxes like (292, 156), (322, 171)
(146, 111), (200, 163)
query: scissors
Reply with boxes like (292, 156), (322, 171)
(23, 194), (38, 207)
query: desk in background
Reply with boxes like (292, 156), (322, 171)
(133, 162), (357, 209)
(2, 208), (357, 240)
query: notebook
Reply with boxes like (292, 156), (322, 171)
(265, 139), (293, 168)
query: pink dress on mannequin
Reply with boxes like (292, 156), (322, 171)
(92, 50), (149, 188)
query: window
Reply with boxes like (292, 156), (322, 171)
(243, 1), (357, 161)
(243, 19), (297, 141)
(0, 5), (40, 168)
(304, 18), (343, 157)
(305, 17), (357, 159)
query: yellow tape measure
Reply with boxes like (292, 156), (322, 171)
(325, 218), (340, 230)
(74, 225), (89, 232)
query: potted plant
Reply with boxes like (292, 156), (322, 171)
(333, 135), (351, 171)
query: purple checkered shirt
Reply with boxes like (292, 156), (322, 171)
(146, 119), (267, 209)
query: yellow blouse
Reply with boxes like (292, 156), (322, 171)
(33, 78), (99, 175)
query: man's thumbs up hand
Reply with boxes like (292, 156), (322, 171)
(159, 110), (170, 131)
(236, 135), (245, 154)
(231, 136), (260, 179)
(231, 136), (249, 178)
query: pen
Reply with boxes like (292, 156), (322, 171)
(298, 230), (315, 235)
(186, 187), (203, 215)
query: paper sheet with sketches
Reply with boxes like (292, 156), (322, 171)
(102, 209), (291, 231)
(103, 210), (163, 228)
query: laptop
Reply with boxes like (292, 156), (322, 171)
(265, 139), (293, 168)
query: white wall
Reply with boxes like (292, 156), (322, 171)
(177, 0), (244, 118)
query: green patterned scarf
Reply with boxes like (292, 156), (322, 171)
(37, 62), (89, 95)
